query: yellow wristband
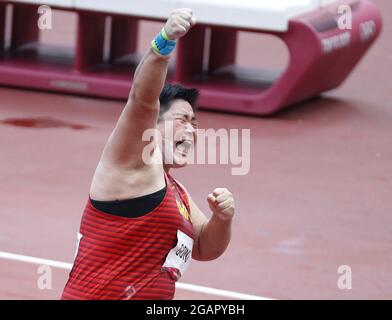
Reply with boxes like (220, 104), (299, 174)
(161, 28), (171, 41)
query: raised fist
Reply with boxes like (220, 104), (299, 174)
(164, 8), (196, 40)
(207, 188), (235, 221)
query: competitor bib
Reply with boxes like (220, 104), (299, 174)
(162, 230), (193, 281)
(74, 232), (83, 261)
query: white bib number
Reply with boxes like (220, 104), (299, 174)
(162, 230), (193, 278)
(74, 232), (83, 261)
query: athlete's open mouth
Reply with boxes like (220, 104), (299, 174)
(175, 140), (193, 153)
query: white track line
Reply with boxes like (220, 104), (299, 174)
(0, 251), (73, 270)
(0, 251), (272, 300)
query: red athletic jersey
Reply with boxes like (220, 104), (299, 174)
(61, 173), (194, 300)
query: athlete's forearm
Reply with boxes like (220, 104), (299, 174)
(127, 9), (195, 112)
(197, 215), (232, 261)
(93, 9), (195, 170)
(128, 48), (170, 110)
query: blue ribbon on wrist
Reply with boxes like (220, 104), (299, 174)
(152, 29), (177, 56)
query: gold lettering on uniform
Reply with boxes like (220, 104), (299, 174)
(176, 199), (190, 221)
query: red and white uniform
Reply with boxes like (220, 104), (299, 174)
(62, 174), (194, 300)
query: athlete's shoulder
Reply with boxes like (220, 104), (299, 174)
(175, 179), (186, 190)
(170, 176), (188, 194)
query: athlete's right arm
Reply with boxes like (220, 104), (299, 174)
(90, 9), (196, 200)
(101, 9), (195, 168)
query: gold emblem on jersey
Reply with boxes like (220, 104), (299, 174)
(176, 198), (190, 221)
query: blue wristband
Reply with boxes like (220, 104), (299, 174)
(151, 28), (177, 56)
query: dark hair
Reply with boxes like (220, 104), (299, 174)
(158, 83), (199, 121)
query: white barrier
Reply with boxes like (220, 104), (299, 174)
(5, 0), (75, 8)
(73, 0), (342, 31)
(6, 0), (341, 32)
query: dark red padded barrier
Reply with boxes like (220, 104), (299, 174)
(11, 4), (39, 51)
(0, 0), (382, 116)
(174, 0), (382, 115)
(0, 4), (5, 54)
(75, 13), (105, 71)
(110, 17), (138, 64)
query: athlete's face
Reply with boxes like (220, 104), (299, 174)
(158, 99), (198, 169)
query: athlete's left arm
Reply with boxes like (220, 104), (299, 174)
(186, 188), (235, 261)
